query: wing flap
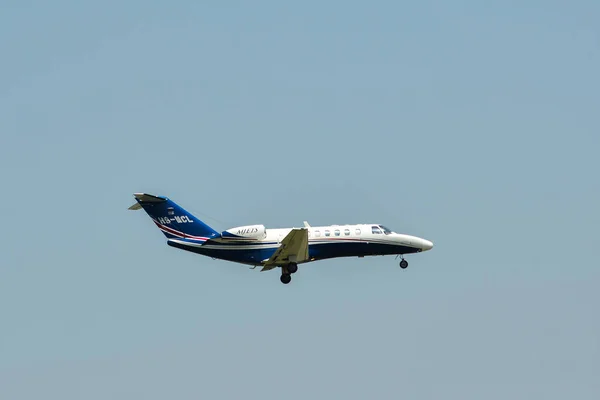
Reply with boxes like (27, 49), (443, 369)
(262, 228), (309, 270)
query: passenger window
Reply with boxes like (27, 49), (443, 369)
(355, 228), (361, 235)
(334, 229), (340, 236)
(372, 226), (382, 234)
(315, 230), (321, 237)
(344, 229), (350, 236)
(325, 230), (330, 237)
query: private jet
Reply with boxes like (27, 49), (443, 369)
(129, 193), (434, 284)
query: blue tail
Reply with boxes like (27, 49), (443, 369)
(129, 193), (219, 241)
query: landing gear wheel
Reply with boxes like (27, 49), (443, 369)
(287, 263), (298, 274)
(280, 273), (292, 284)
(399, 259), (408, 269)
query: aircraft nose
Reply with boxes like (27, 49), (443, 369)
(421, 239), (434, 251)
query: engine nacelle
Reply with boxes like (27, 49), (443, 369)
(221, 224), (267, 240)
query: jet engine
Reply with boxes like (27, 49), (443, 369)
(221, 224), (267, 240)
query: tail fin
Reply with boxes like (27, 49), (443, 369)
(129, 193), (219, 241)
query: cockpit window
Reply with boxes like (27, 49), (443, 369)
(371, 226), (382, 234)
(379, 225), (393, 235)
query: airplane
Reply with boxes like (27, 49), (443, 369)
(129, 193), (434, 284)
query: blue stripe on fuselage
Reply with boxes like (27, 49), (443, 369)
(167, 239), (421, 266)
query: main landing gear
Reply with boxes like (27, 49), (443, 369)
(399, 258), (408, 269)
(287, 263), (298, 274)
(280, 263), (298, 284)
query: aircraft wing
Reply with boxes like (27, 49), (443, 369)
(261, 228), (309, 271)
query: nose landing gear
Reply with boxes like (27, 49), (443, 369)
(399, 258), (408, 269)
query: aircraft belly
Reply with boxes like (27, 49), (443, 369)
(308, 241), (418, 260)
(168, 239), (420, 266)
(199, 247), (276, 265)
(168, 240), (277, 265)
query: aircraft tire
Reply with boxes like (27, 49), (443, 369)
(280, 273), (292, 284)
(287, 263), (298, 274)
(400, 259), (408, 269)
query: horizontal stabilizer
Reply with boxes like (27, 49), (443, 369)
(129, 193), (168, 210)
(134, 193), (167, 203)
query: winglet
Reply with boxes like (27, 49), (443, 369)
(303, 221), (311, 228)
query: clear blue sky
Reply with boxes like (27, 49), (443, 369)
(1, 1), (598, 398)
